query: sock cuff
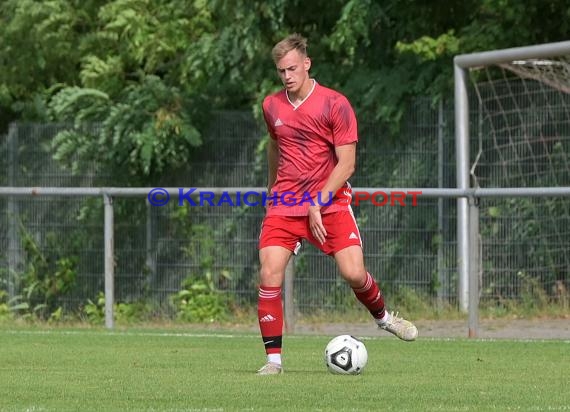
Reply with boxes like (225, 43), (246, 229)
(259, 286), (282, 299)
(352, 272), (374, 293)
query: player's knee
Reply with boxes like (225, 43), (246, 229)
(259, 266), (284, 286)
(341, 270), (366, 288)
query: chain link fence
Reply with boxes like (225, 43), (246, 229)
(1, 95), (567, 320)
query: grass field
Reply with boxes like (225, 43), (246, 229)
(0, 327), (568, 411)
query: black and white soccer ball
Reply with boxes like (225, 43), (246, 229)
(324, 335), (368, 375)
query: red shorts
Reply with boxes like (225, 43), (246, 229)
(258, 210), (362, 256)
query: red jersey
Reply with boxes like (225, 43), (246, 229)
(262, 80), (358, 216)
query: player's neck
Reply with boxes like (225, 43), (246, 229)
(287, 78), (315, 106)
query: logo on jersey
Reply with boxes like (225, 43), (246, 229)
(274, 118), (284, 127)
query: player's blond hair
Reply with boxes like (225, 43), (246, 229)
(271, 33), (308, 63)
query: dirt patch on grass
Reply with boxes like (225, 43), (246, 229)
(289, 318), (570, 339)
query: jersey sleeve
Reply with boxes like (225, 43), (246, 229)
(262, 97), (278, 140)
(331, 95), (358, 146)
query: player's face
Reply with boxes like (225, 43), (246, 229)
(275, 49), (311, 95)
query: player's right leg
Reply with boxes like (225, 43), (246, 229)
(257, 245), (291, 374)
(256, 215), (302, 375)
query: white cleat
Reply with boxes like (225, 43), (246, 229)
(378, 311), (418, 341)
(256, 362), (283, 375)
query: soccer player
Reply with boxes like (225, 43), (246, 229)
(256, 33), (418, 375)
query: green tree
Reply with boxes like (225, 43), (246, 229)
(1, 0), (569, 179)
(0, 0), (92, 127)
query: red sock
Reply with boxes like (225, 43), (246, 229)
(352, 272), (385, 320)
(258, 286), (283, 354)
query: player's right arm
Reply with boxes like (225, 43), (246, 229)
(266, 137), (279, 192)
(262, 98), (279, 193)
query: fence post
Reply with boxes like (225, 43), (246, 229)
(283, 257), (295, 333)
(104, 194), (115, 329)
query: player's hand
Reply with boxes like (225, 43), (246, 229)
(308, 205), (327, 244)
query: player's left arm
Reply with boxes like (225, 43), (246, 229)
(315, 143), (356, 205)
(309, 95), (358, 244)
(308, 143), (356, 244)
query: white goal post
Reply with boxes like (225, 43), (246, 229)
(454, 40), (570, 337)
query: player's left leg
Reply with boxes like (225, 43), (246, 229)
(333, 245), (386, 321)
(319, 211), (418, 341)
(310, 211), (385, 319)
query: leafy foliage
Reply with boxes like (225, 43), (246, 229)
(82, 291), (153, 324)
(0, 289), (10, 322)
(2, 0), (569, 177)
(170, 271), (232, 322)
(49, 75), (202, 181)
(9, 225), (77, 320)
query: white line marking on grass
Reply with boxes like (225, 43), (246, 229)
(1, 329), (569, 343)
(1, 329), (258, 339)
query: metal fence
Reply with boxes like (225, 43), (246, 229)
(1, 91), (569, 327)
(0, 103), (457, 321)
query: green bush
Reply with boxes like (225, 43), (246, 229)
(170, 271), (232, 322)
(0, 290), (11, 322)
(82, 292), (153, 325)
(9, 253), (77, 321)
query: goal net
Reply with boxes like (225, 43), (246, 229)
(467, 52), (570, 308)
